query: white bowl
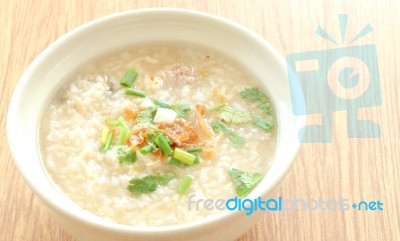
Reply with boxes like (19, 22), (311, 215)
(7, 8), (303, 241)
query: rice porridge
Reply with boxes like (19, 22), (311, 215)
(40, 44), (277, 226)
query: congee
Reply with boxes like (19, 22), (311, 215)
(40, 44), (277, 226)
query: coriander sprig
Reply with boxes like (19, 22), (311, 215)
(212, 121), (246, 148)
(127, 173), (175, 196)
(228, 168), (262, 197)
(240, 87), (273, 115)
(212, 104), (252, 124)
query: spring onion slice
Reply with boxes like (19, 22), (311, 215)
(169, 158), (181, 167)
(186, 147), (202, 153)
(99, 132), (113, 153)
(115, 117), (131, 145)
(178, 175), (193, 194)
(106, 119), (120, 126)
(125, 88), (146, 97)
(140, 144), (153, 155)
(154, 134), (172, 156)
(120, 70), (138, 87)
(101, 127), (110, 145)
(193, 155), (200, 164)
(117, 127), (128, 145)
(153, 99), (171, 108)
(173, 148), (196, 165)
(118, 117), (129, 130)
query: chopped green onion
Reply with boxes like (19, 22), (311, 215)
(169, 158), (182, 167)
(101, 127), (110, 145)
(125, 88), (146, 98)
(106, 119), (120, 126)
(193, 154), (200, 164)
(186, 147), (203, 164)
(140, 144), (153, 155)
(99, 132), (113, 153)
(120, 70), (138, 87)
(153, 99), (171, 108)
(173, 148), (196, 165)
(186, 147), (201, 164)
(117, 117), (132, 144)
(118, 117), (130, 130)
(154, 134), (172, 156)
(117, 127), (129, 145)
(178, 175), (193, 194)
(186, 147), (203, 153)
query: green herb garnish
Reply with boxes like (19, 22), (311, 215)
(153, 100), (190, 118)
(186, 147), (201, 164)
(154, 133), (173, 156)
(117, 126), (129, 145)
(105, 119), (120, 126)
(212, 121), (245, 148)
(115, 117), (131, 145)
(153, 99), (171, 108)
(118, 148), (137, 165)
(177, 175), (193, 194)
(127, 173), (175, 196)
(99, 132), (113, 153)
(171, 103), (191, 117)
(101, 127), (110, 145)
(120, 70), (138, 88)
(228, 168), (262, 197)
(254, 116), (273, 132)
(172, 148), (196, 165)
(169, 147), (201, 167)
(240, 87), (268, 101)
(125, 88), (146, 98)
(139, 144), (153, 155)
(169, 158), (182, 167)
(258, 102), (272, 115)
(186, 147), (203, 154)
(136, 107), (157, 126)
(145, 128), (163, 146)
(240, 88), (272, 115)
(212, 105), (252, 124)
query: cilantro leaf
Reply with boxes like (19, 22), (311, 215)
(228, 168), (262, 197)
(254, 116), (273, 132)
(212, 105), (252, 124)
(212, 121), (245, 148)
(258, 102), (273, 115)
(240, 88), (273, 115)
(127, 173), (175, 196)
(171, 103), (191, 117)
(118, 148), (137, 165)
(136, 107), (157, 126)
(240, 88), (268, 102)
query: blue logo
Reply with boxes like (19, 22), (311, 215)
(187, 194), (384, 216)
(286, 14), (382, 143)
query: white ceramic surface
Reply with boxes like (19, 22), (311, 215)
(7, 8), (303, 241)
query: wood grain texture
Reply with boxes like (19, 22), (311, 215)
(1, 1), (399, 240)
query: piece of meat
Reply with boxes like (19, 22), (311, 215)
(158, 63), (195, 86)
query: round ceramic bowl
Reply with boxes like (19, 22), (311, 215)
(7, 8), (302, 241)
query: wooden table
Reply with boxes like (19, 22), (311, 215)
(1, 1), (399, 240)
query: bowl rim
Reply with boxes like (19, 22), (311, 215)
(7, 7), (302, 234)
